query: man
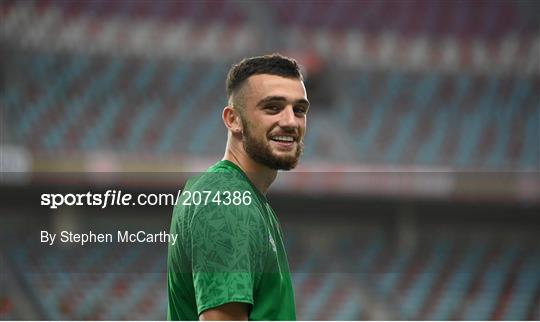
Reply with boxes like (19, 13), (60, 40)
(167, 54), (309, 320)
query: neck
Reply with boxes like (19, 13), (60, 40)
(223, 143), (277, 195)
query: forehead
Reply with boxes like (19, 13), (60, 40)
(243, 74), (307, 103)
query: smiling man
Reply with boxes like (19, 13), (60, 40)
(167, 54), (308, 320)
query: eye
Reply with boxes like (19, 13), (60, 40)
(294, 106), (307, 115)
(265, 105), (281, 112)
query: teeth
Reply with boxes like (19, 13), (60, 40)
(272, 136), (294, 142)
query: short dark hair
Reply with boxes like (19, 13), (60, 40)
(226, 54), (303, 102)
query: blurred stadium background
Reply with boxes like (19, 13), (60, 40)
(1, 0), (539, 320)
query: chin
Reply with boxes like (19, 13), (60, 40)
(273, 156), (300, 170)
(270, 147), (302, 170)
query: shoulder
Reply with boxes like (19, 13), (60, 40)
(180, 162), (267, 232)
(189, 171), (251, 191)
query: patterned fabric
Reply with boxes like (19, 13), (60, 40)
(167, 160), (296, 320)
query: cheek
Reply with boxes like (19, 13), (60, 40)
(246, 122), (268, 140)
(299, 120), (307, 135)
(257, 120), (276, 136)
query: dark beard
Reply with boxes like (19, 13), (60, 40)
(241, 117), (303, 171)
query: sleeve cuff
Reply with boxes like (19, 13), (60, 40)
(197, 297), (254, 317)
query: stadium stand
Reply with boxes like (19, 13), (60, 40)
(1, 0), (539, 320)
(4, 0), (538, 36)
(1, 218), (539, 320)
(270, 0), (539, 37)
(3, 51), (538, 169)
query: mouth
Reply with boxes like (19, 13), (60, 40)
(269, 135), (297, 150)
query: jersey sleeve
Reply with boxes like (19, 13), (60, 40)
(189, 199), (268, 316)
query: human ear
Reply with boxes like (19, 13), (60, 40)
(222, 106), (242, 134)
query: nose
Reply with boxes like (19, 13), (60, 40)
(278, 106), (298, 129)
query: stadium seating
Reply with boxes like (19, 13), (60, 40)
(3, 51), (538, 169)
(2, 0), (538, 170)
(5, 0), (537, 37)
(2, 225), (538, 320)
(270, 0), (539, 37)
(2, 0), (247, 25)
(2, 1), (538, 319)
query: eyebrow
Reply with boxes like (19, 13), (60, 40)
(256, 96), (310, 108)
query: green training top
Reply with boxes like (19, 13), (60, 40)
(167, 160), (296, 320)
